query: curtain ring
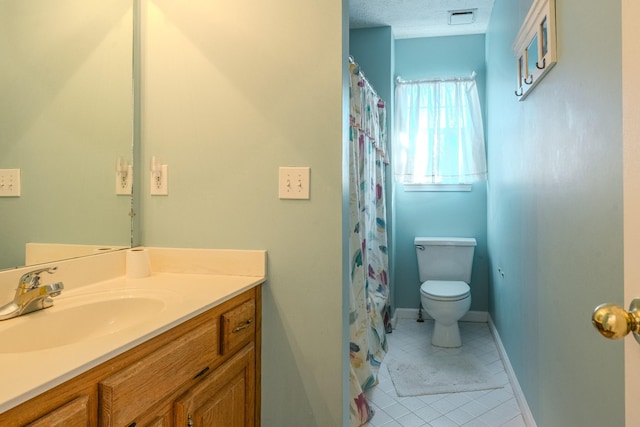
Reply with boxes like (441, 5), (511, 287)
(515, 88), (523, 97)
(524, 75), (533, 85)
(536, 58), (546, 70)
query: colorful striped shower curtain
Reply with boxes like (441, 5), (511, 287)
(348, 59), (391, 427)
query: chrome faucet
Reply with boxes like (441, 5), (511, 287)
(0, 267), (64, 321)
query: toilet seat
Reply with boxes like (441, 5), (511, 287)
(420, 280), (470, 302)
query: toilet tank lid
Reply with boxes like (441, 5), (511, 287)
(414, 237), (477, 246)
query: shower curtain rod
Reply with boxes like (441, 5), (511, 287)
(396, 71), (477, 85)
(349, 55), (382, 101)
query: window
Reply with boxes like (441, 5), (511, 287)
(393, 76), (487, 185)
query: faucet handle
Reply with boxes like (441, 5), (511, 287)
(18, 266), (58, 289)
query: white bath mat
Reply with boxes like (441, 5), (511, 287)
(386, 353), (504, 397)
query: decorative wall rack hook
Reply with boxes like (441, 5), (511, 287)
(536, 58), (546, 70)
(515, 88), (523, 97)
(524, 75), (533, 85)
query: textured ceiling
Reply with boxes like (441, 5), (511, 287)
(349, 0), (495, 39)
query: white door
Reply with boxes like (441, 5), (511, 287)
(623, 1), (640, 425)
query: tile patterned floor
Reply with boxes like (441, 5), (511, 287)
(364, 319), (527, 427)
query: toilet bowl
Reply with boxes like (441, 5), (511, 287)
(420, 280), (471, 348)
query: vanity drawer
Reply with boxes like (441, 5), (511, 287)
(99, 318), (218, 426)
(26, 395), (90, 427)
(220, 298), (255, 356)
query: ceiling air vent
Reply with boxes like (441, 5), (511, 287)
(448, 9), (477, 25)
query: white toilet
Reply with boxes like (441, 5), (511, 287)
(415, 237), (477, 348)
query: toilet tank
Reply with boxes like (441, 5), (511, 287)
(414, 237), (477, 283)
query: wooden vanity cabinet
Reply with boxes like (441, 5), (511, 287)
(99, 315), (220, 425)
(26, 395), (91, 427)
(174, 343), (255, 427)
(0, 286), (261, 427)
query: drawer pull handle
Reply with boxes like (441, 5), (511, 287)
(232, 319), (253, 333)
(194, 366), (210, 379)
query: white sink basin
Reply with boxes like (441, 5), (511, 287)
(0, 290), (170, 353)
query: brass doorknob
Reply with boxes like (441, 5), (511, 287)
(592, 298), (640, 341)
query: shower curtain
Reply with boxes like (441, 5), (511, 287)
(348, 58), (390, 427)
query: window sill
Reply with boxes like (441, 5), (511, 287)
(403, 184), (472, 192)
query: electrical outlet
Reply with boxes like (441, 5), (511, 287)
(0, 169), (21, 197)
(278, 167), (310, 199)
(150, 164), (168, 196)
(116, 165), (133, 195)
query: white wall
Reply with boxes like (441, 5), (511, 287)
(140, 1), (346, 425)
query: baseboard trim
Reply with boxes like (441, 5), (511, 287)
(391, 308), (488, 327)
(488, 316), (537, 427)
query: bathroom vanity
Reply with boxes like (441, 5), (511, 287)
(0, 248), (266, 427)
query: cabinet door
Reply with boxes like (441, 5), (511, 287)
(174, 343), (255, 427)
(26, 395), (90, 427)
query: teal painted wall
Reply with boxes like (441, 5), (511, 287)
(486, 0), (624, 425)
(393, 35), (489, 312)
(140, 1), (345, 426)
(349, 27), (394, 110)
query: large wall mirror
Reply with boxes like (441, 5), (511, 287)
(0, 0), (136, 270)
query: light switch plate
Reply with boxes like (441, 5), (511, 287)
(278, 167), (310, 199)
(0, 169), (21, 197)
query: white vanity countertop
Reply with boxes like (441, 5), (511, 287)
(0, 271), (265, 413)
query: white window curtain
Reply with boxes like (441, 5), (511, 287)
(394, 75), (487, 184)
